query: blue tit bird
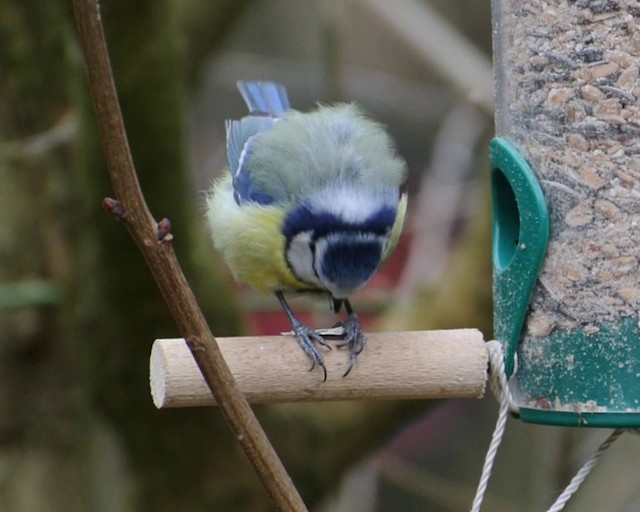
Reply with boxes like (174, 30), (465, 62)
(205, 81), (407, 380)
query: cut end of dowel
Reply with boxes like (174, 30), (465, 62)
(150, 341), (168, 408)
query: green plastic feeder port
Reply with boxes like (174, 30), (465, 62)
(490, 138), (549, 378)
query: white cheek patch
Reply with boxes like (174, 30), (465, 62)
(312, 237), (329, 281)
(286, 231), (322, 287)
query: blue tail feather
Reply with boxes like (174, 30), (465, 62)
(237, 81), (290, 115)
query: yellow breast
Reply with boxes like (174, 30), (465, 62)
(383, 192), (408, 261)
(205, 176), (314, 293)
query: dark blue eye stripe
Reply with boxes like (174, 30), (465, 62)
(283, 204), (396, 240)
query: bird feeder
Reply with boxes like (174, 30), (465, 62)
(491, 0), (640, 427)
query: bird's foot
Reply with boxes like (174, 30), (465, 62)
(291, 318), (331, 381)
(335, 313), (366, 377)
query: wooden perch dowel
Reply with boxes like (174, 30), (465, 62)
(151, 329), (488, 408)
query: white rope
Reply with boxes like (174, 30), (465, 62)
(471, 340), (630, 512)
(470, 340), (519, 512)
(545, 428), (624, 512)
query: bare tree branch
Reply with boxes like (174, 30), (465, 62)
(71, 1), (306, 510)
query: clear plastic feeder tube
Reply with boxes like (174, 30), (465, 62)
(491, 0), (640, 422)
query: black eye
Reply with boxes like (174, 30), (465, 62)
(309, 240), (316, 252)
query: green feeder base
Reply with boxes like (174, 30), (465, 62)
(518, 410), (640, 428)
(514, 317), (640, 428)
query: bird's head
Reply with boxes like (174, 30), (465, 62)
(282, 185), (399, 299)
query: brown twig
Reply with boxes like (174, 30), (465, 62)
(71, 1), (307, 510)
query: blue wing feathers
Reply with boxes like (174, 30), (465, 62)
(226, 81), (291, 205)
(225, 116), (275, 173)
(232, 133), (274, 205)
(225, 120), (242, 173)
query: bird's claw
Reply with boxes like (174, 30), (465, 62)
(336, 313), (366, 377)
(291, 319), (330, 381)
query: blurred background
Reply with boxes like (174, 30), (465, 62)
(1, 0), (639, 510)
